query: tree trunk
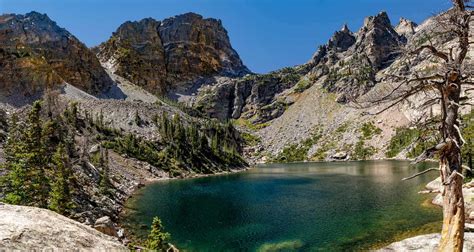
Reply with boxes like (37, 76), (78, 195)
(438, 73), (465, 251)
(439, 155), (465, 252)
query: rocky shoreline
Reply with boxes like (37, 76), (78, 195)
(378, 233), (474, 251)
(378, 177), (474, 251)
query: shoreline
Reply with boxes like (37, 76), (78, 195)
(117, 159), (443, 248)
(116, 166), (252, 244)
(259, 157), (438, 165)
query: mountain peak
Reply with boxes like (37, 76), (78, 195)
(354, 11), (404, 69)
(327, 24), (356, 52)
(0, 12), (113, 96)
(363, 11), (391, 28)
(341, 23), (350, 33)
(97, 12), (249, 95)
(24, 11), (49, 19)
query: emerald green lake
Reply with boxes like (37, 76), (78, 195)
(123, 161), (442, 251)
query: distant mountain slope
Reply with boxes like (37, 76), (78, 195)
(0, 12), (114, 98)
(187, 10), (472, 162)
(96, 13), (250, 95)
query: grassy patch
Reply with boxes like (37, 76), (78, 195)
(294, 78), (312, 93)
(241, 132), (261, 146)
(233, 118), (270, 131)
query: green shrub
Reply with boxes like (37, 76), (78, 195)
(294, 78), (312, 93)
(241, 132), (261, 146)
(352, 140), (375, 160)
(272, 133), (322, 163)
(360, 122), (382, 140)
(385, 127), (419, 158)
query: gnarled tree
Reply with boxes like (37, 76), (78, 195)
(359, 1), (472, 251)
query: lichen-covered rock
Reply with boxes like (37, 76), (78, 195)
(0, 12), (113, 97)
(0, 203), (126, 250)
(97, 12), (249, 95)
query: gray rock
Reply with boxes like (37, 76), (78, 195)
(395, 17), (417, 39)
(0, 204), (126, 250)
(89, 144), (100, 154)
(432, 193), (443, 206)
(378, 233), (474, 251)
(94, 216), (118, 237)
(331, 152), (348, 160)
(426, 177), (442, 191)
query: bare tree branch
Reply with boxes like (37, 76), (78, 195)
(411, 45), (449, 62)
(402, 168), (440, 181)
(412, 142), (447, 164)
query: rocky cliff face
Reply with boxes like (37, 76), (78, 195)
(308, 12), (405, 103)
(192, 12), (408, 124)
(0, 12), (113, 97)
(97, 13), (249, 95)
(192, 66), (309, 122)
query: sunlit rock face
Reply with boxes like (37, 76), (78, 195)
(395, 17), (417, 39)
(96, 12), (250, 95)
(0, 12), (114, 97)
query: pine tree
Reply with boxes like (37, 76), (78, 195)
(134, 110), (142, 126)
(48, 144), (74, 214)
(2, 114), (25, 204)
(146, 217), (171, 251)
(98, 147), (111, 194)
(211, 132), (219, 155)
(25, 101), (49, 207)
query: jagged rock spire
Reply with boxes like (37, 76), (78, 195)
(395, 17), (417, 38)
(341, 23), (350, 33)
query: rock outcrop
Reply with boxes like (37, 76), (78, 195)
(0, 203), (126, 250)
(94, 216), (119, 237)
(97, 12), (250, 95)
(0, 12), (113, 98)
(395, 17), (417, 39)
(378, 233), (474, 251)
(352, 12), (404, 69)
(192, 65), (309, 122)
(308, 12), (405, 103)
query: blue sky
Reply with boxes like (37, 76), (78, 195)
(0, 0), (450, 73)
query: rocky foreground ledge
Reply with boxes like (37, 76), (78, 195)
(0, 203), (127, 250)
(378, 233), (474, 251)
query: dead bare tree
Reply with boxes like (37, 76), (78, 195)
(358, 1), (473, 251)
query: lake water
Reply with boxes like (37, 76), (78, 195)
(123, 161), (442, 251)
